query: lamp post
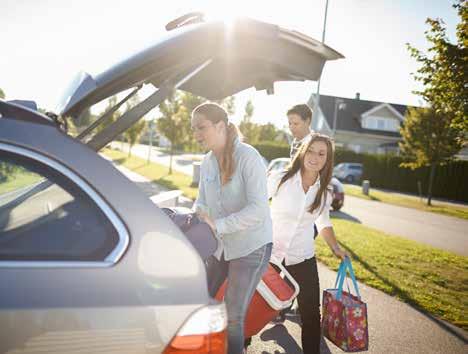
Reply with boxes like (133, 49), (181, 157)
(332, 98), (346, 136)
(313, 0), (330, 116)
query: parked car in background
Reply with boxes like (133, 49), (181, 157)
(330, 177), (345, 211)
(267, 158), (345, 210)
(0, 12), (343, 354)
(333, 162), (363, 183)
(267, 157), (290, 175)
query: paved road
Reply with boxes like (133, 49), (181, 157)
(110, 142), (198, 176)
(113, 162), (467, 354)
(339, 196), (468, 256)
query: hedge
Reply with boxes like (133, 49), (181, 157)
(252, 142), (468, 203)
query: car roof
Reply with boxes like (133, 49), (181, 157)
(58, 16), (344, 119)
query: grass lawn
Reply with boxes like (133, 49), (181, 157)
(102, 148), (198, 200)
(316, 218), (468, 330)
(344, 184), (468, 220)
(0, 171), (42, 195)
(103, 147), (467, 330)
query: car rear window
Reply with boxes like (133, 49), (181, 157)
(0, 150), (119, 261)
(350, 165), (362, 170)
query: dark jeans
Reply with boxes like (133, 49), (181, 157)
(284, 257), (321, 354)
(206, 243), (272, 354)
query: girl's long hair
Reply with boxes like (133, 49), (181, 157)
(277, 133), (334, 214)
(192, 102), (240, 185)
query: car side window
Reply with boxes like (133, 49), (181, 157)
(0, 150), (119, 262)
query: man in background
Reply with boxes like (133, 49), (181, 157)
(287, 104), (313, 158)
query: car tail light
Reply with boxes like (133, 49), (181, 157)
(163, 303), (228, 354)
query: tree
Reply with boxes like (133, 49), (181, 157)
(97, 96), (119, 133)
(258, 123), (279, 141)
(407, 1), (467, 135)
(219, 96), (236, 115)
(76, 108), (95, 129)
(239, 100), (260, 144)
(125, 120), (146, 156)
(156, 91), (184, 174)
(399, 106), (463, 205)
(180, 92), (206, 152)
(0, 88), (5, 99)
(123, 94), (146, 156)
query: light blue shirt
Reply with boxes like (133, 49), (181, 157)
(194, 139), (272, 261)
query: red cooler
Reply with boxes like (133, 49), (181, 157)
(215, 259), (300, 337)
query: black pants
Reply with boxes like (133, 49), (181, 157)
(285, 257), (321, 354)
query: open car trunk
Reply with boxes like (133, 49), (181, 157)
(57, 15), (344, 151)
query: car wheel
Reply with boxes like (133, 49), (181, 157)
(345, 175), (354, 183)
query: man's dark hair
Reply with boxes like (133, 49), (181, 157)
(287, 104), (313, 122)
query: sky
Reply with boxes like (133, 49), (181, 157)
(1, 0), (460, 128)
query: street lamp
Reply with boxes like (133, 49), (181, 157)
(313, 0), (330, 116)
(332, 98), (346, 136)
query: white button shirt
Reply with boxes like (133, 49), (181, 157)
(268, 170), (333, 266)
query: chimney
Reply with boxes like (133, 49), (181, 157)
(355, 92), (360, 100)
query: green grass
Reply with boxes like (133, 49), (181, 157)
(316, 218), (468, 330)
(0, 171), (42, 195)
(102, 148), (198, 200)
(344, 184), (468, 220)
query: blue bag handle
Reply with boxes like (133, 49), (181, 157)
(336, 257), (361, 300)
(334, 260), (347, 288)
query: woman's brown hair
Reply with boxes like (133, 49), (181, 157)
(192, 102), (240, 185)
(277, 133), (334, 214)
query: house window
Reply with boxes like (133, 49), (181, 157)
(364, 116), (399, 132)
(348, 144), (361, 153)
(377, 118), (385, 130)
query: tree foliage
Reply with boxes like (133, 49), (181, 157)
(258, 123), (279, 141)
(239, 100), (260, 144)
(0, 88), (5, 99)
(96, 96), (119, 133)
(399, 106), (463, 205)
(123, 94), (146, 156)
(156, 91), (184, 173)
(407, 1), (467, 134)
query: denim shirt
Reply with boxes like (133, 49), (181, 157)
(194, 139), (272, 261)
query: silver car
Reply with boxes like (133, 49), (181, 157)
(333, 162), (363, 183)
(0, 13), (343, 354)
(267, 157), (345, 210)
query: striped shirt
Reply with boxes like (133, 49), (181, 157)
(290, 135), (312, 159)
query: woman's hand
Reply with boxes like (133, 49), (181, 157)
(197, 211), (216, 233)
(332, 245), (349, 260)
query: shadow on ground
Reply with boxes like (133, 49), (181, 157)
(258, 323), (333, 354)
(330, 210), (361, 223)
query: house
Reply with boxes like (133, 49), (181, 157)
(308, 93), (408, 154)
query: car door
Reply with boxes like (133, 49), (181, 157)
(0, 142), (150, 353)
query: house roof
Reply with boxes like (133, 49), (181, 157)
(316, 94), (408, 137)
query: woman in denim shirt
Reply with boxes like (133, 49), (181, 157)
(191, 102), (272, 354)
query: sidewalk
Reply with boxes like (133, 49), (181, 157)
(113, 160), (467, 353)
(251, 262), (467, 354)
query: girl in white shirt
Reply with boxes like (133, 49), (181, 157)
(268, 133), (347, 354)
